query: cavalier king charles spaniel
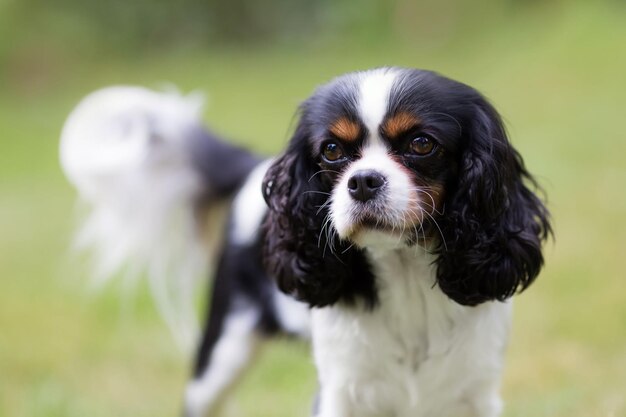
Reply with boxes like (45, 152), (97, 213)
(61, 67), (551, 417)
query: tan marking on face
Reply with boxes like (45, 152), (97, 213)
(400, 182), (445, 247)
(387, 155), (445, 217)
(382, 112), (421, 139)
(329, 117), (361, 142)
(410, 182), (445, 217)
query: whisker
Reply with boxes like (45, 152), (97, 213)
(320, 214), (334, 254)
(407, 188), (445, 215)
(341, 241), (356, 254)
(419, 206), (448, 252)
(415, 190), (444, 215)
(316, 199), (333, 216)
(407, 206), (431, 253)
(308, 170), (335, 183)
(302, 190), (331, 196)
(405, 207), (430, 253)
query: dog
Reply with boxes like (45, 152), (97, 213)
(61, 67), (551, 417)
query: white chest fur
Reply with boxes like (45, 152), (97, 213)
(311, 246), (512, 417)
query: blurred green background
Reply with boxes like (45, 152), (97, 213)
(1, 0), (625, 416)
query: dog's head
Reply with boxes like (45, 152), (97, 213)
(262, 68), (551, 307)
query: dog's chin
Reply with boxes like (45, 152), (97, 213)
(353, 229), (410, 251)
(338, 217), (421, 251)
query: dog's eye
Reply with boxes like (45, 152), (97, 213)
(322, 142), (345, 162)
(409, 136), (436, 156)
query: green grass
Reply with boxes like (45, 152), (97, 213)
(1, 2), (625, 416)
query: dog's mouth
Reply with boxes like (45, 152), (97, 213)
(356, 215), (397, 232)
(330, 182), (441, 247)
(340, 205), (438, 248)
(343, 211), (411, 238)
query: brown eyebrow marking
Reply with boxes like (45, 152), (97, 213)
(329, 117), (361, 142)
(382, 112), (421, 138)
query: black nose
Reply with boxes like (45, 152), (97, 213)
(347, 170), (386, 202)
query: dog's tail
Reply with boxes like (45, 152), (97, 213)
(60, 86), (260, 350)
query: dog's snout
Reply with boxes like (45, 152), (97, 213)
(347, 170), (386, 202)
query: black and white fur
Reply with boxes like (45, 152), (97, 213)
(61, 68), (550, 417)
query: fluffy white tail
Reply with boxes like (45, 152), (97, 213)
(60, 86), (222, 350)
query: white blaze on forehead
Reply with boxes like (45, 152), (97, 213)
(357, 69), (398, 145)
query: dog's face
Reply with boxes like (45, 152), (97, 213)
(263, 68), (551, 307)
(305, 69), (461, 248)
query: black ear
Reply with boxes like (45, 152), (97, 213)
(261, 122), (376, 308)
(436, 97), (552, 306)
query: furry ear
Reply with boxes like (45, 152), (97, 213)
(436, 98), (552, 306)
(261, 123), (376, 308)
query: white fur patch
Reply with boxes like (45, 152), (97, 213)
(184, 307), (260, 417)
(357, 68), (399, 146)
(231, 159), (271, 245)
(272, 287), (311, 338)
(312, 248), (510, 417)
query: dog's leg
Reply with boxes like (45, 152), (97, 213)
(184, 307), (260, 417)
(183, 250), (263, 417)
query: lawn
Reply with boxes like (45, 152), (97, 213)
(1, 2), (625, 416)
